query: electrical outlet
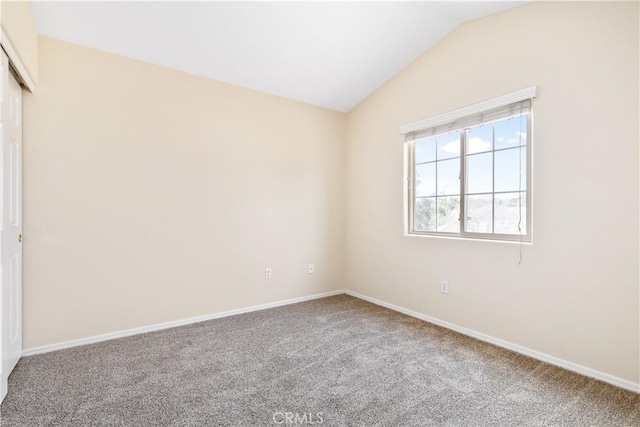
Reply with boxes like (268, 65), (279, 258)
(265, 268), (272, 279)
(308, 264), (314, 274)
(441, 280), (449, 294)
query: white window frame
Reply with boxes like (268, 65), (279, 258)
(401, 87), (536, 243)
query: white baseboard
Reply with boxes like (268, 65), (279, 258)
(22, 289), (345, 357)
(23, 287), (639, 394)
(345, 290), (640, 394)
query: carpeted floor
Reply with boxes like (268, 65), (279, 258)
(1, 295), (638, 426)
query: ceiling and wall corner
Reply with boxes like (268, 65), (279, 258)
(29, 1), (529, 113)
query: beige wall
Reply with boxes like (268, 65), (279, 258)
(344, 1), (639, 384)
(1, 0), (38, 85)
(23, 37), (345, 349)
(22, 1), (640, 386)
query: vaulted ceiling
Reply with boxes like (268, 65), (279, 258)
(30, 1), (528, 112)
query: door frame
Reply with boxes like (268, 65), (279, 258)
(0, 32), (32, 404)
(0, 30), (36, 93)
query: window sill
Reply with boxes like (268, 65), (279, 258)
(404, 232), (532, 245)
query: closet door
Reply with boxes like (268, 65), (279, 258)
(0, 51), (23, 403)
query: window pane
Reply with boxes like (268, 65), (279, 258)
(494, 192), (527, 235)
(415, 163), (436, 197)
(436, 132), (460, 160)
(467, 125), (493, 154)
(415, 197), (436, 232)
(495, 147), (526, 193)
(465, 194), (492, 233)
(437, 197), (460, 233)
(415, 138), (436, 164)
(437, 158), (460, 196)
(495, 114), (527, 150)
(466, 152), (493, 194)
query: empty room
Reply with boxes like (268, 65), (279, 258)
(0, 0), (639, 425)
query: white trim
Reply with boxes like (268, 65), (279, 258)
(23, 289), (345, 356)
(0, 374), (5, 404)
(404, 232), (533, 245)
(399, 86), (537, 135)
(0, 29), (36, 92)
(345, 290), (640, 394)
(22, 287), (639, 394)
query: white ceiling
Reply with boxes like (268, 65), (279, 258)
(30, 1), (528, 112)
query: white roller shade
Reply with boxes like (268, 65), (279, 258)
(400, 86), (537, 142)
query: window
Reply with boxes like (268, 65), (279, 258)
(402, 88), (535, 242)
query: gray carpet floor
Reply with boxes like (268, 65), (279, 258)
(1, 294), (638, 426)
